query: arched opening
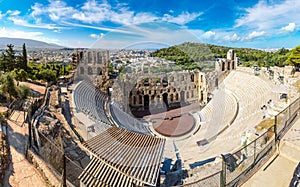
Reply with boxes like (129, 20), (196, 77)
(191, 74), (194, 82)
(180, 91), (185, 102)
(88, 52), (92, 64)
(88, 67), (93, 75)
(133, 96), (136, 105)
(144, 95), (149, 109)
(144, 78), (149, 86)
(97, 67), (102, 75)
(222, 61), (225, 71)
(79, 51), (83, 61)
(162, 77), (168, 87)
(163, 93), (169, 108)
(139, 95), (143, 104)
(227, 62), (231, 70)
(170, 94), (174, 102)
(232, 60), (235, 69)
(80, 67), (84, 74)
(151, 95), (155, 101)
(97, 53), (102, 64)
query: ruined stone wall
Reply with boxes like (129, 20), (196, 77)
(74, 50), (109, 86)
(112, 70), (208, 111)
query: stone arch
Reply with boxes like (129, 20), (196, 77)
(88, 52), (92, 64)
(139, 95), (143, 104)
(88, 67), (93, 75)
(80, 67), (84, 74)
(170, 93), (174, 102)
(162, 77), (168, 87)
(163, 93), (168, 108)
(227, 61), (231, 70)
(151, 94), (155, 101)
(186, 91), (190, 99)
(97, 67), (102, 75)
(144, 78), (149, 86)
(180, 91), (185, 102)
(97, 52), (102, 64)
(133, 96), (137, 105)
(79, 51), (83, 61)
(222, 61), (225, 71)
(191, 74), (194, 82)
(144, 95), (149, 109)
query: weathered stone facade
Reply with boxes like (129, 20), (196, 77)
(73, 50), (109, 86)
(124, 70), (207, 111)
(215, 49), (238, 72)
(74, 49), (238, 113)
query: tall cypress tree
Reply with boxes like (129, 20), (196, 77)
(22, 43), (28, 71)
(5, 44), (16, 71)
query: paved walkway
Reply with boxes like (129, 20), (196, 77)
(3, 120), (47, 187)
(243, 117), (300, 187)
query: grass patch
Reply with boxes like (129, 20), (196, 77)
(255, 118), (275, 132)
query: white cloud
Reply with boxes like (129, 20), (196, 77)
(8, 17), (62, 30)
(0, 27), (62, 45)
(31, 1), (75, 22)
(71, 1), (159, 25)
(6, 10), (21, 16)
(280, 22), (296, 32)
(91, 23), (201, 49)
(61, 21), (136, 34)
(90, 33), (104, 39)
(162, 12), (202, 25)
(224, 33), (240, 42)
(0, 27), (43, 39)
(235, 1), (300, 32)
(246, 31), (266, 40)
(30, 0), (200, 26)
(202, 31), (216, 38)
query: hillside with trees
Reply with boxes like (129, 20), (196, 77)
(287, 45), (300, 67)
(0, 44), (72, 83)
(151, 42), (291, 68)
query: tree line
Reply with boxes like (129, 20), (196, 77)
(0, 44), (72, 83)
(151, 42), (293, 68)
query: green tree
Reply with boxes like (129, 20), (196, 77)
(12, 68), (28, 81)
(21, 43), (28, 71)
(287, 46), (300, 66)
(18, 85), (31, 100)
(0, 72), (18, 100)
(0, 52), (7, 71)
(5, 44), (17, 71)
(38, 69), (57, 82)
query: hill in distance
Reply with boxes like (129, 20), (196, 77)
(0, 37), (65, 49)
(151, 42), (291, 67)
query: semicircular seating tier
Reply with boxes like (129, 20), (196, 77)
(73, 80), (151, 135)
(174, 70), (278, 163)
(110, 102), (151, 135)
(73, 80), (112, 125)
(79, 126), (166, 187)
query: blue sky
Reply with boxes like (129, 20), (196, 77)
(0, 0), (299, 49)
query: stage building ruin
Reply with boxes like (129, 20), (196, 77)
(72, 49), (238, 114)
